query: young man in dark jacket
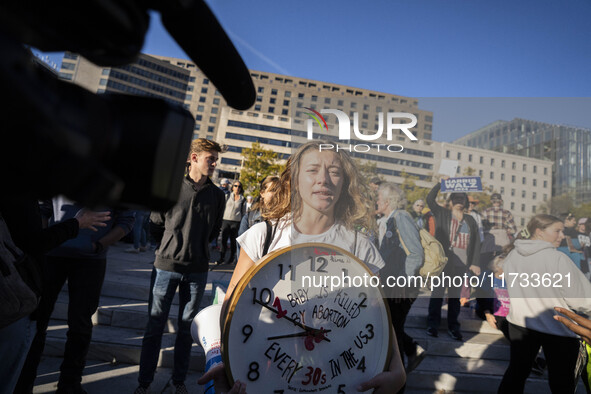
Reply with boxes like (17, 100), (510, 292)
(135, 139), (225, 394)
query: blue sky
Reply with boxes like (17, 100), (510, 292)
(39, 0), (591, 141)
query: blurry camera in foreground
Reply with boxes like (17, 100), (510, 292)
(0, 0), (255, 211)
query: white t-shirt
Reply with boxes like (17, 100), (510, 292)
(236, 218), (385, 274)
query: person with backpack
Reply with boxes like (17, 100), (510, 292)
(375, 182), (426, 376)
(199, 140), (405, 394)
(426, 178), (481, 341)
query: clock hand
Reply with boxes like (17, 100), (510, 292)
(267, 328), (331, 341)
(254, 299), (330, 340)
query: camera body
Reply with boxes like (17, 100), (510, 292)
(0, 0), (255, 210)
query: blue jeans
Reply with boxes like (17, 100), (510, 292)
(0, 315), (36, 394)
(133, 210), (149, 249)
(138, 268), (208, 386)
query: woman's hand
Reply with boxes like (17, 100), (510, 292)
(197, 363), (247, 394)
(357, 327), (406, 393)
(485, 312), (498, 330)
(553, 307), (591, 345)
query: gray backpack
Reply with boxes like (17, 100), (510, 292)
(0, 214), (38, 328)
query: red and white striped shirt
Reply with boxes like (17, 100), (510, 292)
(450, 218), (470, 250)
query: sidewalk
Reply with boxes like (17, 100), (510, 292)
(33, 242), (232, 394)
(33, 242), (582, 393)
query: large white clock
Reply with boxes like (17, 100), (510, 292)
(222, 243), (392, 393)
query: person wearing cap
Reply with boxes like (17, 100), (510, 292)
(481, 193), (517, 249)
(219, 178), (231, 196)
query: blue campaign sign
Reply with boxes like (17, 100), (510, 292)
(441, 177), (483, 192)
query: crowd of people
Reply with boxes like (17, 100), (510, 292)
(3, 137), (591, 394)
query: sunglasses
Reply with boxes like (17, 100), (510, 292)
(233, 184), (240, 188)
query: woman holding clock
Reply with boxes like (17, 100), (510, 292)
(199, 141), (405, 394)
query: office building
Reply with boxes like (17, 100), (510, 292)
(58, 53), (552, 225)
(454, 118), (591, 205)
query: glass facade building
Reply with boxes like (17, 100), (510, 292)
(454, 118), (591, 205)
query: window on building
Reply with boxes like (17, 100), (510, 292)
(195, 115), (202, 121)
(211, 107), (218, 114)
(268, 107), (275, 113)
(257, 87), (264, 93)
(285, 91), (291, 97)
(501, 160), (505, 168)
(207, 126), (214, 132)
(201, 87), (208, 94)
(544, 167), (548, 175)
(512, 175), (515, 183)
(510, 202), (515, 210)
(203, 78), (210, 84)
(479, 170), (483, 177)
(533, 179), (537, 187)
(256, 96), (263, 102)
(446, 150), (450, 158)
(337, 100), (344, 106)
(99, 79), (107, 85)
(254, 104), (261, 111)
(457, 152), (462, 160)
(194, 124), (200, 130)
(270, 98), (276, 104)
(213, 98), (220, 105)
(298, 93), (304, 99)
(522, 190), (526, 198)
(523, 164), (527, 171)
(521, 204), (525, 212)
(501, 174), (505, 181)
(468, 154), (473, 162)
(491, 158), (495, 165)
(283, 100), (290, 106)
(490, 172), (494, 179)
(199, 97), (206, 103)
(500, 187), (505, 194)
(209, 116), (216, 123)
(480, 156), (484, 164)
(271, 89), (277, 95)
(543, 180), (548, 188)
(544, 194), (548, 201)
(511, 189), (515, 196)
(532, 192), (537, 200)
(522, 177), (526, 185)
(282, 109), (288, 115)
(325, 98), (331, 104)
(521, 218), (525, 226)
(197, 105), (204, 112)
(533, 165), (537, 174)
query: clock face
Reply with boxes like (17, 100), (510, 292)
(222, 243), (392, 394)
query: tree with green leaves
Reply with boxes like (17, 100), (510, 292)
(239, 142), (285, 197)
(539, 194), (575, 217)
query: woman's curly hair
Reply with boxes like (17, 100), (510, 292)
(264, 140), (373, 231)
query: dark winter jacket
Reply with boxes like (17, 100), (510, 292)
(151, 176), (225, 273)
